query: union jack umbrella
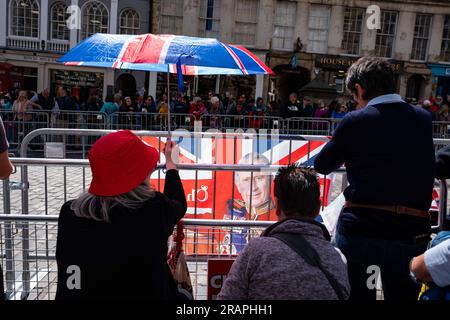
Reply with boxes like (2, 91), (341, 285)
(58, 33), (274, 76)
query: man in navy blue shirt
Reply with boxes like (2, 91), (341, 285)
(314, 57), (435, 300)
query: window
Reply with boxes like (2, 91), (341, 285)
(375, 11), (398, 58)
(51, 2), (69, 41)
(81, 1), (109, 40)
(119, 9), (140, 35)
(307, 5), (330, 53)
(272, 1), (296, 50)
(10, 0), (40, 38)
(341, 7), (364, 55)
(160, 0), (183, 35)
(233, 0), (259, 46)
(199, 0), (221, 39)
(411, 14), (432, 61)
(441, 15), (450, 62)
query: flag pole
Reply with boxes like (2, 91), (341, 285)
(167, 63), (171, 133)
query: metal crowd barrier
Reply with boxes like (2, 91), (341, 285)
(0, 128), (337, 300)
(432, 121), (450, 139)
(0, 215), (271, 300)
(3, 108), (450, 148)
(1, 128), (449, 300)
(1, 110), (50, 152)
(0, 176), (447, 300)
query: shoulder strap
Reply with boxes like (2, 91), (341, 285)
(271, 232), (346, 300)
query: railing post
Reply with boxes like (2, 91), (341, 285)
(2, 179), (14, 299)
(438, 179), (448, 232)
(20, 143), (31, 300)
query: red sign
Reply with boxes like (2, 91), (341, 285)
(207, 259), (235, 300)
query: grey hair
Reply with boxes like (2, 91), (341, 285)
(71, 179), (156, 223)
(235, 153), (271, 180)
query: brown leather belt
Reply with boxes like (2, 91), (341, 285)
(345, 201), (430, 219)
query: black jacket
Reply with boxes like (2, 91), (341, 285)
(55, 170), (187, 300)
(314, 101), (435, 238)
(37, 94), (55, 111)
(281, 101), (302, 118)
(436, 145), (450, 180)
(57, 95), (76, 111)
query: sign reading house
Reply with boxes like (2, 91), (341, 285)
(315, 54), (403, 74)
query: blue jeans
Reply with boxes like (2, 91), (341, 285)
(335, 232), (428, 300)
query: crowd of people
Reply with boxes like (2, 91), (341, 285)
(2, 85), (450, 128)
(0, 57), (449, 302)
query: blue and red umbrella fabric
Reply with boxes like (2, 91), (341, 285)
(58, 33), (274, 76)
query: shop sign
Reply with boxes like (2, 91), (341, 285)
(315, 54), (403, 73)
(23, 55), (58, 63)
(315, 55), (355, 70)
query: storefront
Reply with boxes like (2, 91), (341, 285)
(314, 54), (404, 100)
(50, 69), (104, 103)
(428, 63), (450, 99)
(267, 52), (314, 106)
(0, 63), (37, 93)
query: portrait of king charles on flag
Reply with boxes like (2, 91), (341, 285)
(221, 152), (277, 255)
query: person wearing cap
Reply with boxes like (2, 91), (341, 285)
(55, 131), (186, 300)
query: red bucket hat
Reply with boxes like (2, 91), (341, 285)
(88, 130), (160, 196)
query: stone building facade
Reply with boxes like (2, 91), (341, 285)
(152, 0), (450, 104)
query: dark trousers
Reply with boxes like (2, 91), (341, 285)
(335, 232), (428, 300)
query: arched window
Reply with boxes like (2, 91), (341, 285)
(119, 9), (140, 35)
(10, 0), (40, 38)
(51, 2), (69, 41)
(81, 1), (109, 40)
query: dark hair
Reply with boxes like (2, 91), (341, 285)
(87, 96), (97, 105)
(256, 97), (263, 104)
(274, 165), (321, 218)
(346, 57), (396, 101)
(105, 94), (114, 103)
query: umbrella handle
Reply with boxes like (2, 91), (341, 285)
(167, 64), (171, 134)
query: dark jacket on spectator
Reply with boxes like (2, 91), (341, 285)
(37, 94), (55, 111)
(300, 103), (315, 118)
(55, 170), (187, 300)
(281, 101), (302, 118)
(173, 102), (189, 114)
(314, 100), (435, 239)
(217, 219), (350, 300)
(57, 95), (76, 111)
(436, 145), (450, 180)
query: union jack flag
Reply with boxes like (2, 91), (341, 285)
(142, 134), (333, 255)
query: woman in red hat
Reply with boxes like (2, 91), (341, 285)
(55, 131), (186, 300)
